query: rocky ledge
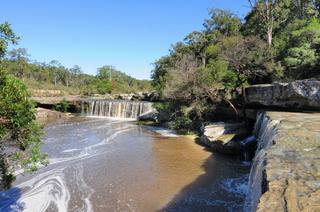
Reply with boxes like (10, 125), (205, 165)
(246, 111), (320, 212)
(32, 91), (159, 106)
(198, 122), (250, 155)
(245, 79), (320, 111)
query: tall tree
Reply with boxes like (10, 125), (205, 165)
(8, 48), (29, 79)
(247, 0), (291, 46)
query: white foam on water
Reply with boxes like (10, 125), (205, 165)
(145, 126), (179, 137)
(86, 116), (137, 121)
(62, 148), (79, 153)
(0, 168), (70, 212)
(220, 175), (249, 197)
(71, 164), (94, 212)
(46, 126), (135, 167)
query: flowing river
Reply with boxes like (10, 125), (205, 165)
(0, 116), (250, 211)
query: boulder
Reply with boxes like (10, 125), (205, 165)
(198, 122), (249, 155)
(35, 108), (72, 123)
(138, 110), (158, 122)
(245, 79), (320, 111)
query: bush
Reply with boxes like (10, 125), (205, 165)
(96, 79), (112, 94)
(53, 98), (69, 112)
(0, 70), (47, 189)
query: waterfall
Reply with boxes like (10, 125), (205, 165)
(82, 100), (154, 120)
(244, 112), (280, 212)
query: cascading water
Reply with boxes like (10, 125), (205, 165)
(82, 100), (155, 120)
(244, 112), (280, 212)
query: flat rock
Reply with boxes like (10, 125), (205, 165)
(253, 112), (320, 212)
(245, 79), (320, 111)
(199, 122), (248, 155)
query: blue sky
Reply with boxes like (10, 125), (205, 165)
(1, 0), (250, 79)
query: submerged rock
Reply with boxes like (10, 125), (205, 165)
(245, 79), (320, 111)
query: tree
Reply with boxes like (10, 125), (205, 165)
(8, 48), (30, 79)
(283, 18), (320, 78)
(48, 60), (62, 86)
(220, 35), (270, 86)
(290, 0), (320, 19)
(0, 23), (47, 189)
(184, 31), (210, 67)
(151, 56), (174, 95)
(0, 22), (19, 58)
(204, 8), (241, 37)
(70, 65), (82, 87)
(247, 0), (291, 46)
(97, 65), (116, 81)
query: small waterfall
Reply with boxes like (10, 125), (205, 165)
(82, 100), (154, 120)
(244, 112), (280, 212)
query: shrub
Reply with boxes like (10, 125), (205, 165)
(53, 98), (70, 112)
(0, 70), (47, 189)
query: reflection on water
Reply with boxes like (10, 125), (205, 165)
(0, 117), (250, 211)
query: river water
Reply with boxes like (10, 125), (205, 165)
(0, 117), (250, 212)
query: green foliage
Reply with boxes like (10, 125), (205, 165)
(168, 113), (192, 130)
(53, 98), (70, 112)
(0, 70), (47, 188)
(0, 22), (19, 58)
(151, 3), (320, 131)
(2, 57), (152, 95)
(284, 19), (320, 71)
(96, 79), (112, 94)
(151, 56), (173, 96)
(153, 102), (193, 131)
(0, 72), (35, 134)
(204, 8), (241, 36)
(274, 18), (320, 79)
(0, 23), (48, 189)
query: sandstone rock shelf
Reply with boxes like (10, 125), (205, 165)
(245, 80), (320, 111)
(246, 111), (320, 212)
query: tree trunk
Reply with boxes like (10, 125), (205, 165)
(201, 56), (206, 68)
(241, 86), (248, 126)
(267, 26), (273, 47)
(223, 98), (239, 121)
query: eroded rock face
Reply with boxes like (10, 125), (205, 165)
(245, 80), (320, 110)
(246, 111), (320, 212)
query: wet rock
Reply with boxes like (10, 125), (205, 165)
(138, 110), (158, 122)
(245, 79), (320, 111)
